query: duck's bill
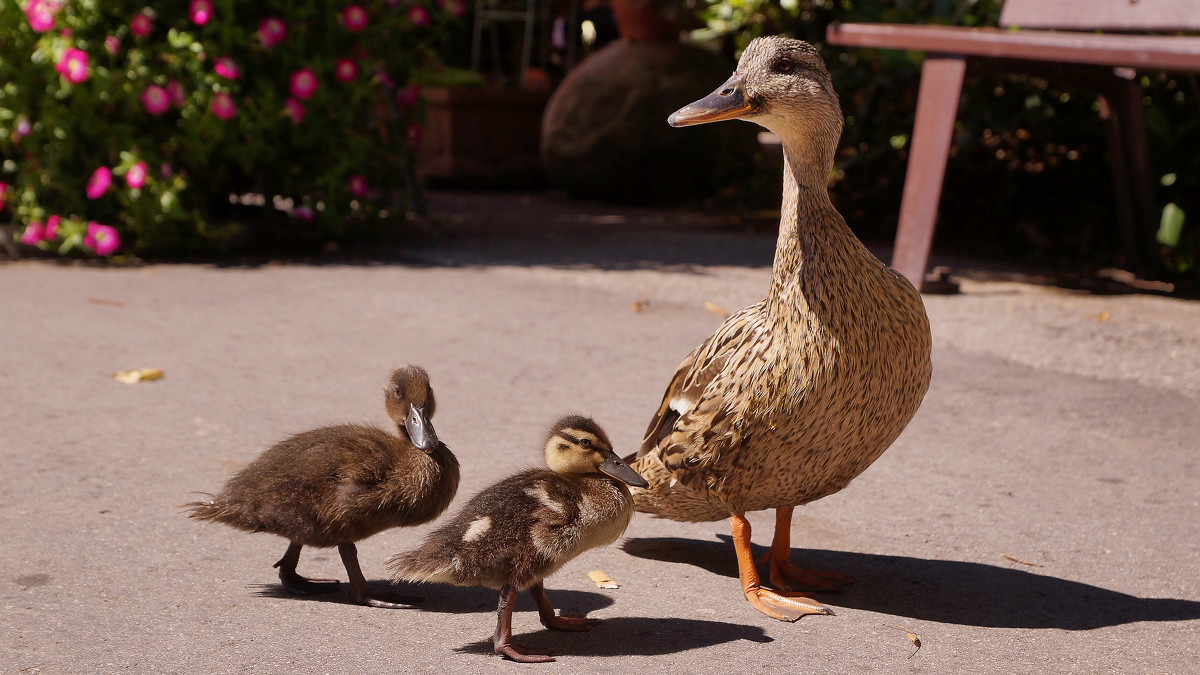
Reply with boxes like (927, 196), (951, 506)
(668, 74), (752, 127)
(405, 403), (439, 452)
(598, 453), (649, 488)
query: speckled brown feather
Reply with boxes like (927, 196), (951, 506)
(628, 36), (933, 522)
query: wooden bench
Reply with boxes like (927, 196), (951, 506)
(826, 0), (1200, 291)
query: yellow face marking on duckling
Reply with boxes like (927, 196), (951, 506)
(463, 516), (492, 542)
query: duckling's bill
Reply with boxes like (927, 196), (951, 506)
(405, 403), (438, 451)
(598, 452), (649, 488)
(668, 74), (752, 127)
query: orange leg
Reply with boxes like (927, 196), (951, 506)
(730, 513), (831, 622)
(756, 507), (855, 592)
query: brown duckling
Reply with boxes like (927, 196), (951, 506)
(387, 415), (647, 663)
(627, 36), (932, 622)
(187, 365), (459, 608)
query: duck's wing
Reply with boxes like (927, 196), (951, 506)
(639, 305), (772, 489)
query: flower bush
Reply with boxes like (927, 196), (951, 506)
(1, 0), (463, 256)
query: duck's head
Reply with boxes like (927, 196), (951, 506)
(543, 415), (649, 488)
(384, 366), (439, 452)
(668, 36), (842, 168)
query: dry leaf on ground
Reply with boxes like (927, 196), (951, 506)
(113, 368), (164, 384)
(587, 570), (619, 589)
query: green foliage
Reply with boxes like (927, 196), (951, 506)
(1, 0), (465, 256)
(692, 0), (1200, 279)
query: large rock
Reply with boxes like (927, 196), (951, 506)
(541, 41), (760, 204)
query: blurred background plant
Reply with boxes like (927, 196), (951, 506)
(1, 0), (465, 257)
(686, 0), (1199, 281)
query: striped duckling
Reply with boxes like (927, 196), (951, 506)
(187, 366), (459, 608)
(387, 415), (647, 663)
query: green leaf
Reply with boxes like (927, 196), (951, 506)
(1157, 203), (1185, 248)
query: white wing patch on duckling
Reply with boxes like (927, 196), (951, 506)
(524, 483), (566, 514)
(462, 516), (492, 542)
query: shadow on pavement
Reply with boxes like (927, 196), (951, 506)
(252, 581), (615, 617)
(623, 536), (1200, 630)
(452, 616), (771, 658)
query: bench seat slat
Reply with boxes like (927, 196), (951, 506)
(827, 24), (1200, 72)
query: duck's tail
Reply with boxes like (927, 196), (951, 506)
(385, 539), (464, 587)
(624, 451), (729, 523)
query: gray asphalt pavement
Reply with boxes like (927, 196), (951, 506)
(2, 191), (1199, 674)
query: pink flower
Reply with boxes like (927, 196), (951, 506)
(14, 115), (31, 139)
(0, 182), (8, 202)
(140, 84), (169, 115)
(292, 205), (314, 222)
(19, 221), (45, 246)
(335, 58), (359, 83)
(214, 56), (239, 79)
(24, 0), (56, 32)
(86, 166), (112, 199)
(130, 11), (152, 37)
(407, 6), (429, 27)
(342, 5), (368, 31)
(289, 68), (317, 100)
(211, 92), (236, 120)
(105, 36), (120, 55)
(189, 0), (211, 25)
(347, 174), (367, 197)
(438, 0), (466, 18)
(284, 98), (305, 124)
(45, 214), (60, 238)
(258, 17), (286, 48)
(55, 47), (89, 84)
(84, 222), (120, 256)
(126, 161), (147, 189)
(165, 79), (185, 106)
(395, 83), (419, 107)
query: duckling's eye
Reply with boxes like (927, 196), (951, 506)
(578, 437), (592, 449)
(774, 58), (796, 75)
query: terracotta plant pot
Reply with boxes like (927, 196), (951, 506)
(610, 0), (679, 43)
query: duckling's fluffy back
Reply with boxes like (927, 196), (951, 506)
(388, 468), (633, 591)
(187, 424), (460, 546)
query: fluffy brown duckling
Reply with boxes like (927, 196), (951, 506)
(387, 415), (647, 663)
(187, 365), (459, 608)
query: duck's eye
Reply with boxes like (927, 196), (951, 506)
(392, 386), (403, 398)
(774, 59), (796, 75)
(579, 437), (592, 449)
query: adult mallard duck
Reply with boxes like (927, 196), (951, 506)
(187, 366), (459, 608)
(387, 415), (648, 663)
(626, 36), (933, 622)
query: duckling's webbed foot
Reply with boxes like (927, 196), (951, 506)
(757, 507), (855, 592)
(274, 541), (340, 595)
(338, 542), (421, 609)
(731, 513), (832, 622)
(530, 581), (601, 631)
(494, 584), (556, 663)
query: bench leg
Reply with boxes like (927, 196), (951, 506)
(893, 55), (967, 290)
(1106, 70), (1156, 270)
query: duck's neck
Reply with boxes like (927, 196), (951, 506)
(765, 143), (852, 312)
